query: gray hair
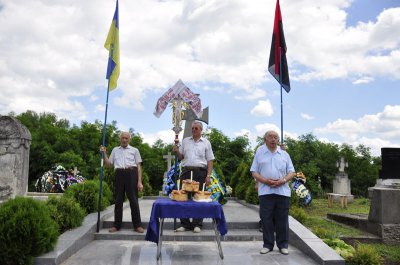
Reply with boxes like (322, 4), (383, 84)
(263, 130), (279, 141)
(119, 131), (131, 139)
(192, 120), (203, 130)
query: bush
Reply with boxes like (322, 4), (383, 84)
(289, 206), (308, 224)
(46, 196), (86, 233)
(140, 171), (153, 197)
(64, 180), (112, 213)
(347, 243), (382, 265)
(245, 185), (259, 204)
(0, 197), (59, 265)
(323, 238), (355, 260)
(312, 226), (335, 239)
(290, 189), (300, 206)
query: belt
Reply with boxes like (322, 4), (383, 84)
(184, 166), (206, 171)
(115, 166), (136, 171)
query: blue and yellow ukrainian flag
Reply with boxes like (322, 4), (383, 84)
(104, 0), (120, 91)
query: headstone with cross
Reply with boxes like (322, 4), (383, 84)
(163, 152), (174, 171)
(182, 106), (209, 139)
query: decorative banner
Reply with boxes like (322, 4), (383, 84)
(153, 79), (202, 118)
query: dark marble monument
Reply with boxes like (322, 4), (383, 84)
(367, 147), (400, 243)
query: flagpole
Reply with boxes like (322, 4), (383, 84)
(279, 47), (284, 144)
(97, 81), (111, 233)
(97, 0), (119, 232)
(97, 45), (114, 233)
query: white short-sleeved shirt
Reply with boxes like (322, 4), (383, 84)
(109, 145), (142, 169)
(250, 145), (295, 197)
(179, 136), (214, 167)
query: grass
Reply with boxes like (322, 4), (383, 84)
(299, 198), (400, 264)
(302, 198), (370, 238)
(368, 244), (400, 265)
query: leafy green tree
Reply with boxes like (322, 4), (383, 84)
(204, 128), (252, 185)
(233, 162), (251, 200)
(140, 171), (153, 196)
(130, 133), (165, 195)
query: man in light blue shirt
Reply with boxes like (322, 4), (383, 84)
(250, 130), (295, 255)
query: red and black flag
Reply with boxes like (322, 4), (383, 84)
(268, 0), (290, 93)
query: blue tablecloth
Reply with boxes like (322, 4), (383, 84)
(145, 198), (228, 244)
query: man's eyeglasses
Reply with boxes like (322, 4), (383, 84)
(192, 127), (201, 131)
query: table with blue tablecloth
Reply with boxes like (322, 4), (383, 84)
(145, 198), (228, 259)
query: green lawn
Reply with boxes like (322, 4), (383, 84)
(303, 198), (370, 237)
(300, 198), (400, 264)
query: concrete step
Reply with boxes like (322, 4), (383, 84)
(95, 227), (263, 241)
(102, 220), (259, 230)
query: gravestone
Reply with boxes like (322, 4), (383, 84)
(161, 152), (175, 195)
(332, 157), (354, 202)
(368, 147), (400, 243)
(0, 116), (31, 203)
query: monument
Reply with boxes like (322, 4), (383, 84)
(327, 148), (400, 244)
(330, 157), (354, 204)
(367, 147), (400, 243)
(0, 116), (31, 203)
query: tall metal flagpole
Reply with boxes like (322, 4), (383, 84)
(97, 46), (113, 233)
(97, 0), (119, 233)
(279, 46), (284, 144)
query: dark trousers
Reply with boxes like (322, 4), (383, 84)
(259, 194), (290, 250)
(180, 166), (207, 229)
(114, 168), (141, 229)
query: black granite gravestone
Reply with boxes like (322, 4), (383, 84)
(379, 147), (400, 179)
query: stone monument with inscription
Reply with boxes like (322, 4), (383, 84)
(332, 157), (354, 202)
(0, 116), (31, 203)
(367, 147), (400, 243)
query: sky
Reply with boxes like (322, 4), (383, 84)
(0, 0), (400, 157)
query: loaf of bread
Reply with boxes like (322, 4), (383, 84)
(182, 179), (199, 192)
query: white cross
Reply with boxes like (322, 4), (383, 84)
(163, 152), (174, 171)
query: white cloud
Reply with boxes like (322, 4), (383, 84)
(234, 88), (266, 101)
(301, 113), (315, 120)
(251, 100), (273, 117)
(0, 0), (399, 159)
(140, 130), (176, 146)
(316, 105), (400, 142)
(352, 76), (374, 84)
(1, 0), (400, 119)
(90, 95), (99, 102)
(95, 104), (105, 113)
(255, 123), (280, 136)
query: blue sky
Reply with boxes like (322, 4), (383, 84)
(1, 0), (399, 156)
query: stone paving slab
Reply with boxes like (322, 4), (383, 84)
(59, 240), (319, 265)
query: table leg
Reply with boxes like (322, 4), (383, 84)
(156, 218), (164, 260)
(328, 194), (333, 207)
(212, 219), (224, 259)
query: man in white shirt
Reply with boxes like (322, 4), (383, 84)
(251, 130), (295, 255)
(173, 121), (215, 233)
(100, 131), (144, 233)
